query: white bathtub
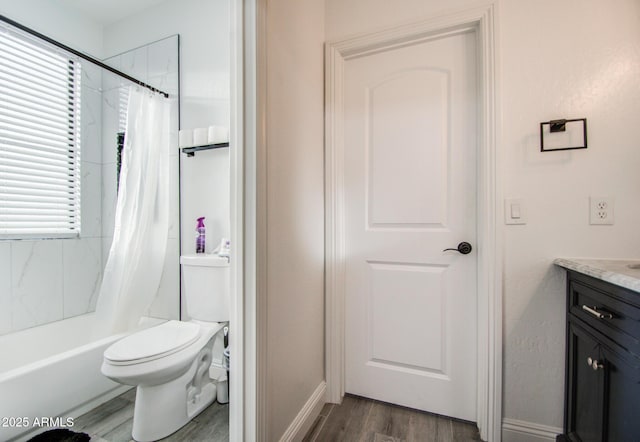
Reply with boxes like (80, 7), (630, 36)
(0, 313), (163, 441)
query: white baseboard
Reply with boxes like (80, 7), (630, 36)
(502, 418), (562, 442)
(279, 381), (327, 442)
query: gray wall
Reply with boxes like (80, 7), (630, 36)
(262, 0), (326, 439)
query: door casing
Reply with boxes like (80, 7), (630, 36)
(324, 4), (502, 441)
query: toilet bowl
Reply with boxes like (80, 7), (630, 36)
(101, 320), (226, 441)
(101, 254), (230, 441)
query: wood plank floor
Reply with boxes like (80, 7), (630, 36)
(62, 388), (229, 442)
(304, 395), (482, 442)
(33, 391), (478, 441)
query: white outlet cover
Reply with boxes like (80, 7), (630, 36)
(589, 196), (614, 225)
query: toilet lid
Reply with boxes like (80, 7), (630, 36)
(104, 321), (201, 364)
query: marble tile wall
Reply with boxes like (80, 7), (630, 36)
(0, 61), (104, 335)
(0, 36), (180, 336)
(0, 243), (10, 335)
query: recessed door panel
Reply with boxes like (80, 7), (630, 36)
(367, 70), (449, 229)
(368, 261), (446, 375)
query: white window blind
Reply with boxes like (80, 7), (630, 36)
(0, 28), (82, 239)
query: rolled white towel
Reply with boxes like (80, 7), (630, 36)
(208, 125), (229, 144)
(179, 129), (193, 148)
(193, 127), (208, 146)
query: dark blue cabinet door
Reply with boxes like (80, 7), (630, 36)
(567, 321), (605, 442)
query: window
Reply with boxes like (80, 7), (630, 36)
(0, 27), (82, 239)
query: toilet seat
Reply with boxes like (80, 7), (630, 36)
(102, 320), (225, 389)
(104, 321), (201, 366)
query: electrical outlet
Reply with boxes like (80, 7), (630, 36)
(590, 197), (614, 225)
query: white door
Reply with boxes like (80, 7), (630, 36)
(343, 29), (478, 421)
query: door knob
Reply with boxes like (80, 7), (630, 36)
(443, 242), (473, 255)
(587, 357), (604, 371)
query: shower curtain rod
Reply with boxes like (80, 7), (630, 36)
(0, 14), (170, 98)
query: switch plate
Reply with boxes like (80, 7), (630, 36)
(505, 198), (526, 225)
(590, 197), (614, 225)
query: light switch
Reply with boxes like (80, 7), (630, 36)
(510, 203), (521, 219)
(505, 198), (526, 225)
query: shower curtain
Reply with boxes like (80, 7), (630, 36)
(95, 87), (171, 334)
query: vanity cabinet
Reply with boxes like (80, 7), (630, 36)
(563, 271), (640, 441)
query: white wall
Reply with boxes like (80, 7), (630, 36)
(102, 0), (231, 318)
(500, 0), (640, 432)
(0, 0), (103, 57)
(325, 0), (640, 435)
(263, 0), (326, 439)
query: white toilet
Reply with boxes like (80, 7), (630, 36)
(101, 254), (230, 442)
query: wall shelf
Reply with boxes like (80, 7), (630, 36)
(181, 142), (229, 157)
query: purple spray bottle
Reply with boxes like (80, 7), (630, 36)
(196, 217), (206, 253)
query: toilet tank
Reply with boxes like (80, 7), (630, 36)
(180, 255), (230, 322)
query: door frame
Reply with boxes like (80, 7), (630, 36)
(230, 0), (245, 440)
(324, 4), (502, 441)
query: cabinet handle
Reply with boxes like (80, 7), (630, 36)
(587, 357), (604, 371)
(582, 305), (613, 320)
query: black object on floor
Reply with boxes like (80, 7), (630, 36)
(27, 428), (90, 442)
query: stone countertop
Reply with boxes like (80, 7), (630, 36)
(554, 258), (640, 293)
